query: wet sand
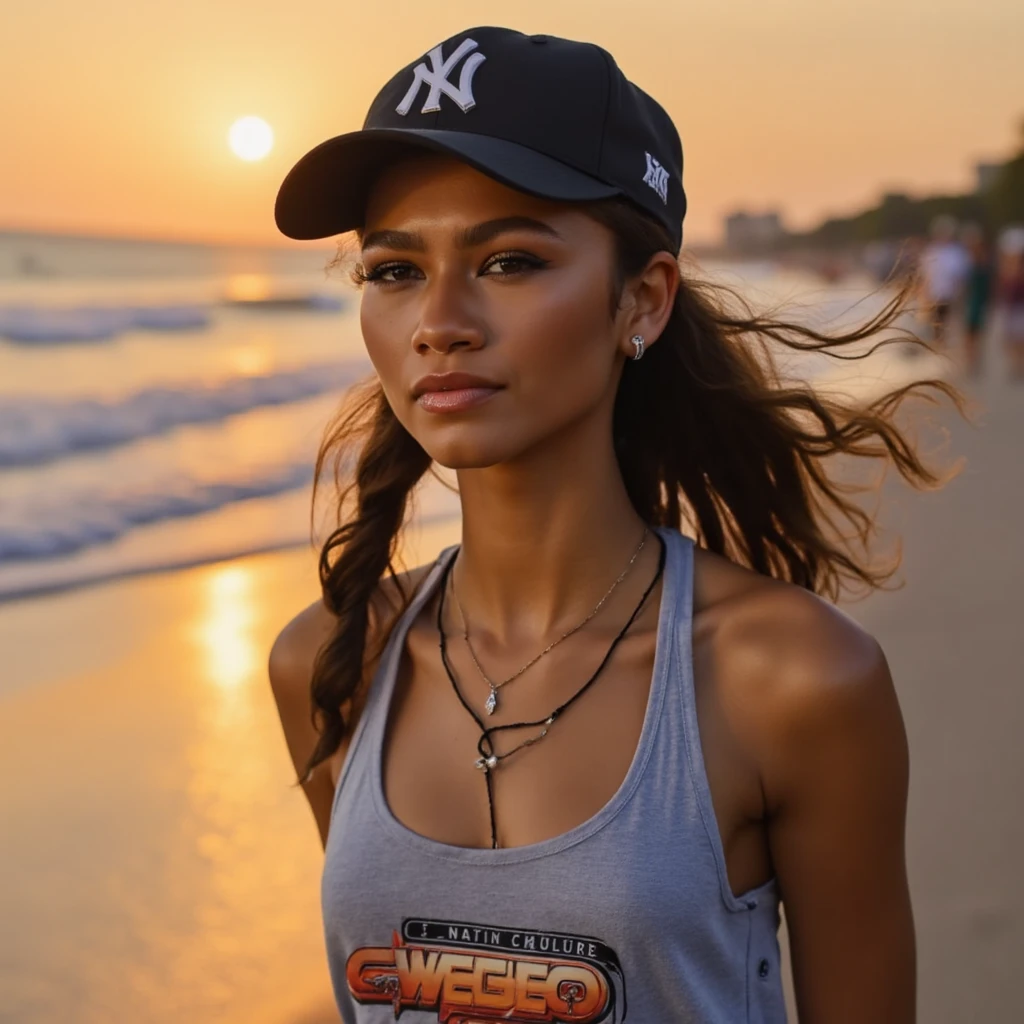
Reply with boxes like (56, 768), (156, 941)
(1, 354), (1020, 1022)
(0, 516), (461, 1024)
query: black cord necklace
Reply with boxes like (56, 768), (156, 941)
(435, 530), (667, 849)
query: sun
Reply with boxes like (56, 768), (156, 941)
(228, 116), (274, 161)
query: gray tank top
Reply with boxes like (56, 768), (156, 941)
(322, 525), (787, 1023)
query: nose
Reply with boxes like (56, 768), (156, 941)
(409, 268), (487, 356)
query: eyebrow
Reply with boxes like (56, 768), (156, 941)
(360, 215), (565, 254)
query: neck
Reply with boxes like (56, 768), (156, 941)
(449, 423), (653, 647)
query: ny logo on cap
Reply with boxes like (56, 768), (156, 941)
(642, 152), (669, 205)
(396, 38), (487, 116)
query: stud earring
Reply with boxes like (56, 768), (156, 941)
(630, 334), (646, 361)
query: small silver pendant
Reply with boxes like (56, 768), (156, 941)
(484, 685), (497, 716)
(474, 755), (498, 771)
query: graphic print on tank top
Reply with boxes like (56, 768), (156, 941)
(346, 917), (626, 1022)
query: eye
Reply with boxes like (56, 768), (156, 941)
(353, 250), (548, 288)
(353, 261), (419, 286)
(480, 251), (549, 277)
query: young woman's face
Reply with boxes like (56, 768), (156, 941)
(356, 152), (638, 469)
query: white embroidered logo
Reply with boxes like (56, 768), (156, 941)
(642, 151), (670, 205)
(395, 38), (487, 116)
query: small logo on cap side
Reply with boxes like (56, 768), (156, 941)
(396, 38), (487, 116)
(642, 151), (669, 205)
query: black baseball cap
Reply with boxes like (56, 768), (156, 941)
(274, 25), (686, 253)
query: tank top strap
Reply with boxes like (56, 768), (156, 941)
(660, 525), (764, 912)
(371, 541), (460, 709)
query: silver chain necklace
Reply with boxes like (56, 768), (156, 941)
(451, 526), (649, 715)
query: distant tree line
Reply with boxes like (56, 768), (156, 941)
(784, 120), (1024, 250)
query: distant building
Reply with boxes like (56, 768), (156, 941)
(974, 162), (1002, 194)
(724, 210), (786, 252)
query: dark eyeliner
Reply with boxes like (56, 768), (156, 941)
(483, 250), (550, 275)
(357, 250), (548, 286)
(358, 261), (407, 284)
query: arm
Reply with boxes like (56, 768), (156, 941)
(268, 599), (342, 850)
(753, 597), (916, 1022)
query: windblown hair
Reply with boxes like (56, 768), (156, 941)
(296, 195), (968, 784)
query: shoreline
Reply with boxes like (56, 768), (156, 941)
(0, 536), (316, 607)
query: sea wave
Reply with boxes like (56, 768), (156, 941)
(0, 460), (317, 561)
(0, 359), (371, 467)
(0, 474), (463, 604)
(0, 294), (347, 344)
(0, 303), (213, 343)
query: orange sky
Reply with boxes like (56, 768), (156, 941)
(2, 0), (1022, 247)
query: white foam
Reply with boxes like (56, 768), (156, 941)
(0, 359), (369, 466)
(0, 475), (463, 603)
(0, 460), (316, 561)
(0, 303), (212, 343)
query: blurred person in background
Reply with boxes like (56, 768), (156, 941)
(267, 25), (967, 1024)
(998, 226), (1024, 380)
(919, 214), (969, 349)
(960, 223), (995, 377)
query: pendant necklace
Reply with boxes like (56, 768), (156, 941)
(451, 526), (649, 715)
(435, 530), (666, 850)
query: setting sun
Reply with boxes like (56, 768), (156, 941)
(228, 116), (273, 161)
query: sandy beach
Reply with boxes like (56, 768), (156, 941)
(1, 355), (1021, 1023)
(0, 515), (463, 1024)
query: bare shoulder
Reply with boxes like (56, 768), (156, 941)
(695, 547), (887, 685)
(693, 547), (902, 801)
(268, 560), (438, 701)
(267, 595), (337, 700)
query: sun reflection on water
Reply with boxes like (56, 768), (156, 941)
(171, 559), (330, 1019)
(225, 339), (275, 378)
(196, 564), (259, 691)
(224, 272), (272, 303)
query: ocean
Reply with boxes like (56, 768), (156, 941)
(0, 231), (917, 604)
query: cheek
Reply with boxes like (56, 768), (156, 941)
(359, 299), (409, 402)
(511, 281), (617, 418)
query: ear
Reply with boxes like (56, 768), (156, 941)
(616, 252), (680, 359)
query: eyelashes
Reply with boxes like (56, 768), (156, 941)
(351, 251), (549, 288)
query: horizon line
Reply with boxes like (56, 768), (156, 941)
(0, 223), (336, 251)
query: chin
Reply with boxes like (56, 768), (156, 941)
(415, 425), (530, 470)
(423, 439), (516, 470)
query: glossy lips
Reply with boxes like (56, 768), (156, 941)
(412, 371), (504, 413)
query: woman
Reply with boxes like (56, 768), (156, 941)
(269, 26), (962, 1023)
(960, 224), (995, 377)
(998, 233), (1024, 380)
(918, 215), (969, 350)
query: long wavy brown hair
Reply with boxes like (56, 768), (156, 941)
(295, 195), (969, 785)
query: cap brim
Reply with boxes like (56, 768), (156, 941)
(274, 128), (624, 241)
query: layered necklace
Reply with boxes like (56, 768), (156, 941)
(435, 529), (667, 849)
(451, 527), (650, 715)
